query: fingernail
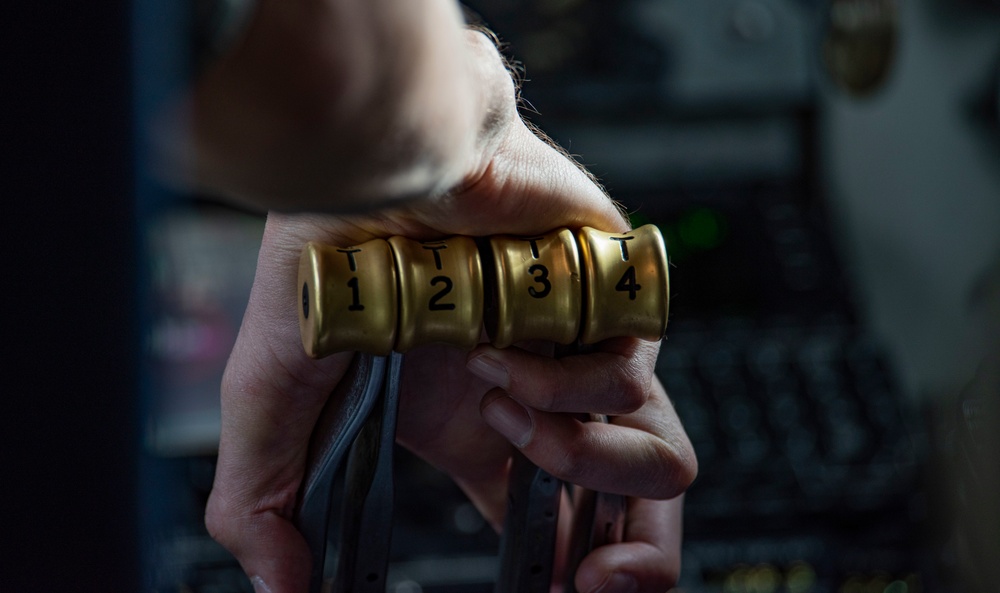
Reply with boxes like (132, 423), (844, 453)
(467, 354), (510, 388)
(250, 576), (272, 593)
(591, 573), (638, 593)
(482, 395), (533, 447)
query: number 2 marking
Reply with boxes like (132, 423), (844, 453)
(429, 276), (456, 311)
(615, 266), (641, 300)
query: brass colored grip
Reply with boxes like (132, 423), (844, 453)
(485, 229), (582, 348)
(299, 239), (398, 357)
(299, 225), (670, 358)
(577, 225), (670, 344)
(389, 235), (484, 353)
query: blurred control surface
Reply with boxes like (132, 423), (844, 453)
(140, 0), (1000, 591)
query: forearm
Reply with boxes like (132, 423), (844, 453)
(189, 0), (507, 211)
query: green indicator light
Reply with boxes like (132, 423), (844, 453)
(629, 211), (652, 229)
(679, 208), (725, 250)
(662, 224), (689, 261)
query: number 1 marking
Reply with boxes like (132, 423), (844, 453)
(422, 243), (448, 270)
(347, 277), (365, 311)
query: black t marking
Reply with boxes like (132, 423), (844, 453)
(421, 243), (448, 270)
(520, 237), (545, 259)
(336, 248), (362, 272)
(609, 236), (635, 262)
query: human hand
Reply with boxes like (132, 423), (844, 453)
(205, 149), (696, 593)
(201, 13), (696, 593)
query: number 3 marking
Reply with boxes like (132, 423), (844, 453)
(528, 264), (551, 298)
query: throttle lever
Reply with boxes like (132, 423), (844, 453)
(297, 354), (386, 593)
(296, 225), (668, 592)
(295, 353), (402, 593)
(334, 352), (402, 593)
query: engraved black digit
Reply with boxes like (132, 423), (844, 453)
(614, 265), (641, 300)
(428, 276), (456, 311)
(528, 264), (552, 298)
(302, 282), (309, 319)
(347, 277), (365, 311)
(422, 243), (448, 270)
(609, 236), (635, 262)
(337, 248), (362, 272)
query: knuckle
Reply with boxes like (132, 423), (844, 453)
(204, 492), (234, 549)
(677, 444), (699, 491)
(535, 376), (562, 412)
(661, 559), (682, 591)
(648, 442), (699, 500)
(511, 366), (560, 411)
(606, 363), (650, 414)
(551, 435), (590, 483)
(615, 375), (649, 413)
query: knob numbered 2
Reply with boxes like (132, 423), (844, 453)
(389, 235), (483, 353)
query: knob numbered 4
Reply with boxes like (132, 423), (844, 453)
(577, 225), (670, 344)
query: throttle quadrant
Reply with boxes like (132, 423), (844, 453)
(294, 224), (670, 593)
(298, 224), (670, 357)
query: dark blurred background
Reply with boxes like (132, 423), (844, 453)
(5, 0), (999, 591)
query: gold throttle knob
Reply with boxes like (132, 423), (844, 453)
(485, 229), (583, 348)
(299, 239), (398, 357)
(388, 236), (484, 352)
(576, 225), (670, 344)
(298, 224), (670, 357)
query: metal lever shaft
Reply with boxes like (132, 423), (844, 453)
(495, 452), (562, 593)
(334, 352), (402, 593)
(496, 343), (627, 592)
(297, 354), (386, 593)
(296, 353), (402, 593)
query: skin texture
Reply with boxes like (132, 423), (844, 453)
(182, 1), (699, 591)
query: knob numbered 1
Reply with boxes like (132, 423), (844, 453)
(298, 225), (670, 357)
(299, 238), (398, 357)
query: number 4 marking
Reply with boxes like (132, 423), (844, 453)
(615, 266), (641, 300)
